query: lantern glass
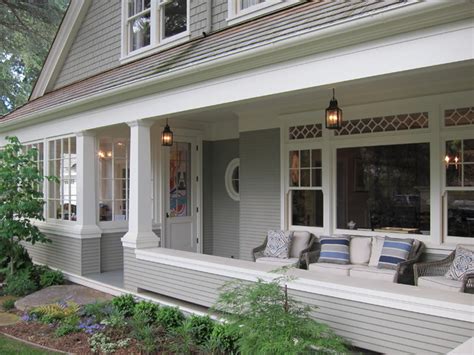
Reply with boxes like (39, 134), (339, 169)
(161, 124), (173, 146)
(325, 106), (342, 129)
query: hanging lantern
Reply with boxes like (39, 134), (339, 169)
(325, 88), (343, 129)
(161, 119), (173, 146)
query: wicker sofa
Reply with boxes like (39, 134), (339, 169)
(414, 245), (474, 293)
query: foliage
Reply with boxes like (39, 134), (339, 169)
(1, 298), (15, 310)
(185, 315), (215, 346)
(30, 301), (79, 324)
(0, 137), (56, 275)
(0, 0), (68, 114)
(54, 314), (80, 337)
(78, 317), (105, 335)
(166, 319), (195, 354)
(209, 322), (241, 354)
(39, 269), (64, 288)
(100, 308), (127, 331)
(155, 306), (185, 331)
(89, 332), (130, 354)
(4, 268), (37, 296)
(80, 301), (112, 323)
(133, 300), (159, 325)
(213, 277), (348, 355)
(111, 294), (136, 318)
(131, 311), (157, 353)
(0, 242), (32, 278)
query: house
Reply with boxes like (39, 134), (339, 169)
(1, 0), (473, 352)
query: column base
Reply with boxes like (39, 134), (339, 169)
(121, 231), (160, 249)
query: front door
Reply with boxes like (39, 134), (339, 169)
(164, 138), (199, 253)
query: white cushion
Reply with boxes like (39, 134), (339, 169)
(349, 266), (397, 282)
(263, 230), (292, 258)
(255, 257), (299, 267)
(290, 231), (311, 258)
(417, 276), (462, 293)
(350, 237), (372, 265)
(369, 236), (385, 266)
(308, 262), (352, 276)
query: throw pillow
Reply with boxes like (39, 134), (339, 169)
(445, 246), (474, 281)
(350, 237), (372, 265)
(290, 231), (312, 258)
(319, 235), (351, 264)
(378, 237), (414, 269)
(369, 236), (384, 266)
(263, 230), (293, 259)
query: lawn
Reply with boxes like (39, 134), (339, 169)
(0, 335), (55, 355)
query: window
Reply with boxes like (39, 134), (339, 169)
(336, 143), (430, 235)
(289, 149), (323, 227)
(48, 137), (77, 221)
(239, 0), (266, 10)
(24, 142), (44, 195)
(445, 139), (474, 238)
(227, 0), (299, 25)
(225, 158), (240, 201)
(98, 138), (130, 222)
(124, 0), (188, 55)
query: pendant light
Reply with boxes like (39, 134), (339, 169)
(325, 88), (343, 130)
(161, 119), (173, 146)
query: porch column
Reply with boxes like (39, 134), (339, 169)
(122, 120), (159, 249)
(76, 130), (101, 235)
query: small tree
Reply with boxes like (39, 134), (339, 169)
(0, 136), (55, 274)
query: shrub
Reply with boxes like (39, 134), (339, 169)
(131, 312), (157, 353)
(186, 315), (215, 346)
(213, 278), (348, 355)
(100, 308), (127, 331)
(4, 269), (37, 296)
(166, 320), (195, 354)
(111, 294), (136, 317)
(155, 306), (185, 331)
(209, 323), (241, 354)
(133, 300), (159, 325)
(81, 301), (113, 323)
(39, 269), (64, 288)
(2, 298), (15, 311)
(55, 314), (80, 337)
(0, 242), (32, 279)
(30, 301), (80, 324)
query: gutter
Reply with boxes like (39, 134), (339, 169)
(0, 1), (470, 132)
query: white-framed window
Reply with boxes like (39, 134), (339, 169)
(24, 142), (45, 196)
(227, 0), (300, 25)
(444, 138), (474, 239)
(225, 158), (240, 201)
(288, 148), (323, 228)
(47, 137), (77, 221)
(122, 0), (189, 58)
(98, 138), (130, 222)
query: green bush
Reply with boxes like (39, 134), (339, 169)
(133, 300), (159, 325)
(55, 314), (80, 337)
(81, 301), (112, 323)
(186, 315), (215, 346)
(155, 306), (185, 330)
(100, 308), (127, 330)
(39, 269), (64, 288)
(2, 298), (15, 311)
(0, 242), (32, 279)
(4, 269), (38, 296)
(111, 294), (136, 317)
(131, 312), (157, 353)
(209, 323), (241, 354)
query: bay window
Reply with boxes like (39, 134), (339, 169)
(24, 142), (44, 195)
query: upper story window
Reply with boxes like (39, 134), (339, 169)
(227, 0), (300, 25)
(123, 0), (189, 57)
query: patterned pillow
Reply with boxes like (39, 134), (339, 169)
(378, 237), (414, 269)
(318, 235), (351, 264)
(445, 246), (474, 281)
(263, 230), (293, 259)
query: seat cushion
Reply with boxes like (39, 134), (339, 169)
(350, 237), (372, 265)
(369, 236), (384, 266)
(319, 235), (350, 264)
(308, 262), (352, 276)
(290, 231), (311, 258)
(418, 276), (462, 293)
(445, 245), (474, 281)
(263, 230), (293, 258)
(350, 266), (397, 282)
(378, 237), (414, 269)
(256, 257), (299, 267)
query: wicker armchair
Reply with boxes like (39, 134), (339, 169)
(252, 234), (319, 269)
(414, 250), (474, 293)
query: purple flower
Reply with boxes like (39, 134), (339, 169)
(21, 313), (38, 322)
(78, 320), (105, 334)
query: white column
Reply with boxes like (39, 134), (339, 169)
(76, 131), (101, 236)
(122, 120), (159, 249)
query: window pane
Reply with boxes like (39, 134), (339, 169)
(301, 169), (310, 187)
(291, 190), (323, 227)
(114, 159), (128, 179)
(114, 200), (128, 221)
(129, 0), (151, 16)
(464, 164), (474, 186)
(240, 0), (265, 10)
(447, 191), (474, 238)
(163, 0), (187, 39)
(114, 141), (127, 158)
(289, 170), (299, 187)
(169, 142), (191, 217)
(446, 164), (462, 186)
(130, 13), (151, 51)
(311, 149), (321, 168)
(99, 201), (113, 221)
(300, 150), (310, 168)
(337, 143), (430, 234)
(100, 180), (113, 200)
(70, 137), (76, 155)
(464, 139), (474, 162)
(312, 168), (321, 187)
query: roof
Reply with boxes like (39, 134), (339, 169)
(1, 0), (405, 123)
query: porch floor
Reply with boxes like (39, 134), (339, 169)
(85, 270), (124, 289)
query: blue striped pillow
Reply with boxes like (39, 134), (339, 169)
(378, 237), (414, 269)
(319, 236), (350, 264)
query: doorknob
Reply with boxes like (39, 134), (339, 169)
(166, 212), (170, 218)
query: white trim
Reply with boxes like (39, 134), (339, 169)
(31, 0), (92, 98)
(134, 248), (474, 322)
(34, 220), (101, 239)
(225, 158), (240, 201)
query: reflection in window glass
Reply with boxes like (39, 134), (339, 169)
(240, 0), (265, 10)
(337, 143), (430, 234)
(446, 139), (474, 187)
(163, 0), (187, 39)
(291, 190), (323, 227)
(447, 191), (474, 238)
(169, 142), (191, 217)
(130, 13), (151, 51)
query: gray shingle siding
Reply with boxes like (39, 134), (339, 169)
(212, 0), (228, 31)
(101, 232), (125, 272)
(190, 0), (209, 36)
(239, 129), (280, 260)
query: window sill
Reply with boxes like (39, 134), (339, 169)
(120, 32), (190, 65)
(227, 0), (301, 26)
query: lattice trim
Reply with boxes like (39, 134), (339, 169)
(335, 112), (429, 136)
(289, 124), (322, 140)
(445, 107), (474, 127)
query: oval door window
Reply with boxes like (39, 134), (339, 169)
(225, 158), (240, 201)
